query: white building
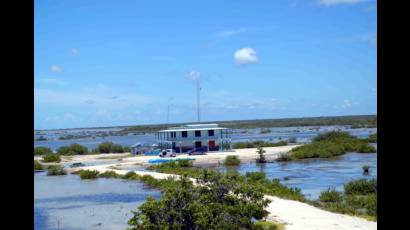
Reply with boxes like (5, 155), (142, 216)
(156, 124), (232, 153)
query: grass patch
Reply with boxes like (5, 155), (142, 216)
(254, 221), (285, 230)
(364, 133), (377, 143)
(224, 155), (241, 166)
(93, 142), (126, 154)
(42, 154), (61, 163)
(57, 143), (89, 155)
(344, 179), (377, 195)
(290, 131), (376, 160)
(47, 165), (67, 176)
(78, 170), (100, 179)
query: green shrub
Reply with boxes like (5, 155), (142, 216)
(319, 188), (343, 203)
(123, 146), (131, 152)
(245, 172), (266, 182)
(97, 170), (120, 178)
(313, 131), (354, 142)
(365, 133), (377, 143)
(79, 170), (100, 179)
(34, 160), (43, 170)
(34, 147), (53, 155)
(123, 171), (139, 180)
(344, 179), (377, 195)
(57, 143), (89, 155)
(95, 142), (124, 153)
(177, 159), (193, 167)
(357, 144), (376, 153)
(42, 154), (61, 163)
(47, 165), (67, 176)
(224, 155), (241, 166)
(233, 140), (287, 149)
(128, 174), (270, 229)
(276, 153), (292, 162)
(256, 146), (267, 163)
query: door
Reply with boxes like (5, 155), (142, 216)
(195, 141), (202, 148)
(208, 140), (215, 148)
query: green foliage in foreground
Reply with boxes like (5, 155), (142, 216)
(224, 155), (241, 166)
(34, 160), (43, 170)
(57, 143), (89, 155)
(47, 165), (67, 176)
(314, 179), (377, 220)
(34, 147), (53, 155)
(276, 153), (292, 162)
(364, 133), (377, 143)
(42, 154), (61, 163)
(128, 174), (270, 229)
(290, 131), (376, 160)
(233, 140), (288, 149)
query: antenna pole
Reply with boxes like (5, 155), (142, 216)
(196, 80), (201, 122)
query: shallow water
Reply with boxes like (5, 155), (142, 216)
(34, 126), (376, 151)
(216, 152), (377, 200)
(34, 172), (161, 230)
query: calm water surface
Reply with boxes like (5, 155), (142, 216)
(217, 152), (377, 200)
(34, 172), (161, 230)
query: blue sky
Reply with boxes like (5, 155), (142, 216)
(34, 0), (377, 129)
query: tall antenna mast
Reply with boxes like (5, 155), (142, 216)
(196, 79), (201, 122)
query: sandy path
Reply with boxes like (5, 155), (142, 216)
(72, 146), (377, 230)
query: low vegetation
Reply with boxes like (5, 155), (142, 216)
(57, 143), (89, 155)
(365, 133), (377, 143)
(42, 154), (61, 163)
(120, 115), (376, 134)
(312, 179), (377, 220)
(78, 170), (100, 179)
(224, 155), (241, 166)
(260, 128), (272, 134)
(254, 221), (284, 230)
(276, 153), (292, 162)
(233, 140), (288, 149)
(92, 141), (126, 153)
(99, 170), (123, 179)
(46, 165), (67, 176)
(34, 147), (53, 155)
(290, 131), (376, 160)
(34, 160), (44, 171)
(148, 162), (305, 201)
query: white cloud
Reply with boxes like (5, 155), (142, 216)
(50, 65), (63, 73)
(234, 48), (258, 65)
(341, 99), (352, 108)
(186, 71), (201, 82)
(318, 0), (368, 6)
(217, 28), (246, 38)
(71, 48), (79, 55)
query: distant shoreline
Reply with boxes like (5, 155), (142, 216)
(35, 114), (377, 132)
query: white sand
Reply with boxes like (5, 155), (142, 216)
(71, 145), (376, 230)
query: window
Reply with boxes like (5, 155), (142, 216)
(195, 130), (201, 137)
(170, 132), (176, 138)
(182, 131), (188, 138)
(208, 130), (214, 136)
